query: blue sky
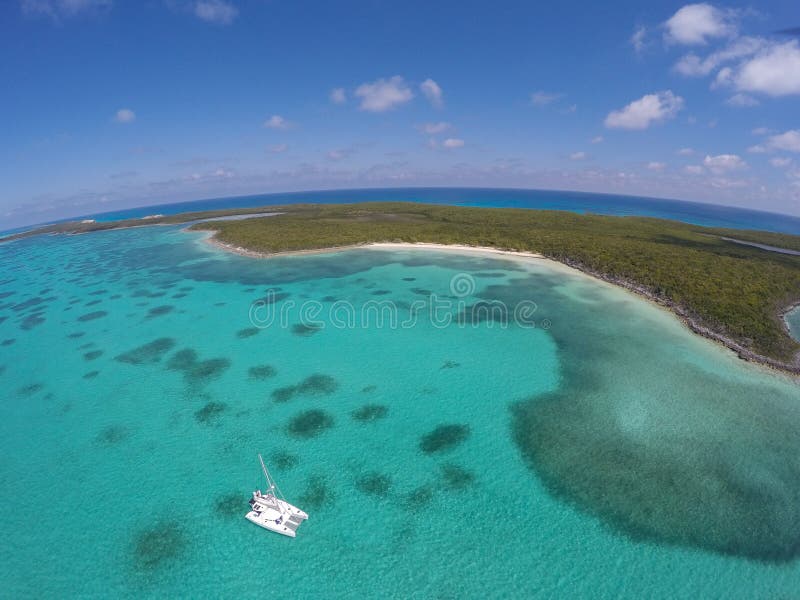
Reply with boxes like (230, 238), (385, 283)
(1, 0), (799, 227)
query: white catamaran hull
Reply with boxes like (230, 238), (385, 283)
(245, 455), (309, 537)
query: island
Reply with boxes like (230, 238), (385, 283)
(4, 201), (800, 372)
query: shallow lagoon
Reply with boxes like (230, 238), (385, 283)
(1, 226), (800, 598)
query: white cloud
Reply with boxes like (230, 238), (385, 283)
(268, 143), (288, 154)
(748, 144), (767, 154)
(725, 93), (759, 107)
(263, 115), (291, 130)
(703, 153), (746, 173)
(591, 136), (604, 144)
(194, 0), (238, 25)
(664, 3), (736, 46)
(327, 149), (350, 161)
(416, 122), (451, 134)
(530, 91), (563, 106)
(685, 165), (705, 174)
(767, 130), (800, 153)
(329, 88), (346, 104)
(420, 79), (444, 108)
(114, 108), (135, 123)
(561, 104), (577, 114)
(721, 40), (800, 97)
(355, 76), (414, 112)
(442, 138), (465, 149)
(647, 161), (667, 171)
(570, 152), (586, 160)
(677, 147), (695, 155)
(604, 91), (684, 130)
(631, 26), (646, 53)
(770, 157), (792, 168)
(22, 0), (111, 18)
(751, 127), (771, 136)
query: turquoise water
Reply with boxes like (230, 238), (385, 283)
(786, 306), (800, 342)
(2, 226), (800, 598)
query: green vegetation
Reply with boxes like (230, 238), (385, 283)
(188, 202), (800, 367)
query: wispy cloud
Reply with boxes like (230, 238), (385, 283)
(263, 115), (291, 130)
(329, 88), (346, 104)
(416, 122), (452, 134)
(267, 143), (288, 154)
(114, 108), (136, 123)
(420, 79), (444, 108)
(530, 91), (563, 106)
(591, 136), (604, 144)
(22, 0), (112, 19)
(194, 0), (238, 25)
(703, 153), (746, 173)
(442, 138), (464, 149)
(604, 91), (684, 130)
(631, 26), (647, 53)
(570, 151), (586, 160)
(355, 76), (414, 112)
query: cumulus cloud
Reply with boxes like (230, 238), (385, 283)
(570, 152), (586, 160)
(263, 115), (291, 130)
(727, 40), (800, 97)
(194, 0), (238, 25)
(767, 130), (800, 152)
(664, 3), (736, 46)
(420, 79), (444, 108)
(647, 161), (667, 171)
(530, 91), (563, 106)
(442, 138), (465, 149)
(416, 122), (451, 134)
(703, 153), (746, 173)
(673, 36), (764, 77)
(22, 0), (111, 18)
(355, 76), (413, 112)
(114, 108), (135, 123)
(329, 88), (346, 104)
(604, 91), (684, 130)
(725, 93), (759, 107)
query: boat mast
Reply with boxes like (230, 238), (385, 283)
(257, 453), (285, 499)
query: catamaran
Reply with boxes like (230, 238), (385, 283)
(245, 454), (308, 537)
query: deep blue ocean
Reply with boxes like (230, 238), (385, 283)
(12, 187), (800, 235)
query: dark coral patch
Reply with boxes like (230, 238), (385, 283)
(166, 349), (198, 371)
(195, 401), (227, 424)
(78, 310), (108, 322)
(18, 382), (44, 396)
(270, 450), (299, 470)
(440, 464), (476, 490)
(356, 472), (392, 497)
(351, 404), (388, 423)
(214, 493), (242, 518)
(402, 277), (416, 282)
(440, 360), (460, 370)
(248, 364), (276, 380)
(0, 291), (15, 299)
(403, 486), (434, 510)
(147, 305), (174, 318)
(171, 293), (187, 299)
(133, 521), (187, 571)
(272, 386), (297, 403)
(67, 331), (85, 339)
(291, 323), (322, 337)
(371, 290), (392, 296)
(236, 327), (260, 339)
(321, 295), (338, 302)
(84, 350), (103, 361)
(96, 424), (129, 445)
(85, 299), (102, 307)
(419, 424), (471, 454)
(187, 359), (230, 384)
(410, 287), (432, 296)
(20, 315), (46, 330)
(287, 409), (334, 439)
(272, 374), (337, 402)
(83, 370), (100, 379)
(89, 289), (108, 296)
(116, 338), (176, 365)
(298, 475), (334, 510)
(361, 385), (377, 393)
(256, 291), (290, 305)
